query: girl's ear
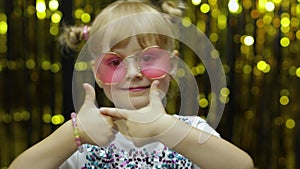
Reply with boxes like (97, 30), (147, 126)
(169, 50), (179, 77)
(90, 60), (103, 88)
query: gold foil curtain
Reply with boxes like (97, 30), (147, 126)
(0, 0), (63, 166)
(0, 0), (299, 169)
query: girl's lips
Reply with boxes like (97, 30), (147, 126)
(126, 85), (151, 92)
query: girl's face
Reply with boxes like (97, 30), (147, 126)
(95, 37), (174, 109)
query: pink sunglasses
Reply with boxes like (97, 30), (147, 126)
(94, 46), (173, 85)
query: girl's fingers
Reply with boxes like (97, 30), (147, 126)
(103, 116), (119, 133)
(148, 80), (164, 107)
(100, 108), (128, 120)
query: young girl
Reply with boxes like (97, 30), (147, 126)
(9, 1), (254, 169)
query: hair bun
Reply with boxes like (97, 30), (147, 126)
(161, 0), (186, 17)
(58, 25), (90, 55)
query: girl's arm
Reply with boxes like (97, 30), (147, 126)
(101, 81), (254, 169)
(158, 115), (254, 169)
(9, 120), (77, 169)
(9, 83), (116, 169)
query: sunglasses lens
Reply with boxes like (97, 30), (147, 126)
(95, 53), (126, 84)
(140, 47), (172, 79)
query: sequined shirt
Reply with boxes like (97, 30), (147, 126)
(59, 115), (220, 169)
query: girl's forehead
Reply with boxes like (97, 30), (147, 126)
(90, 32), (172, 59)
(112, 37), (141, 53)
(111, 36), (157, 55)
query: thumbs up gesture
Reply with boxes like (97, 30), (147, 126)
(76, 83), (117, 146)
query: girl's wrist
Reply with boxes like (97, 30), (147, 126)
(72, 117), (91, 145)
(69, 112), (97, 151)
(61, 120), (84, 153)
(154, 115), (192, 148)
(70, 112), (84, 153)
(153, 114), (175, 134)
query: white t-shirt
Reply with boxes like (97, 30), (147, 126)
(59, 115), (220, 169)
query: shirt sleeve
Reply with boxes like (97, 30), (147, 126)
(173, 115), (220, 169)
(173, 114), (220, 138)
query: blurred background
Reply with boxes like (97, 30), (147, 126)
(0, 0), (299, 168)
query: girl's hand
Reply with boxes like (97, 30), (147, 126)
(77, 83), (117, 146)
(100, 80), (177, 147)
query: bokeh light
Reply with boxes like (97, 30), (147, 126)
(81, 13), (91, 23)
(279, 96), (289, 105)
(182, 16), (192, 27)
(200, 4), (210, 13)
(36, 0), (46, 13)
(265, 2), (275, 12)
(192, 0), (202, 6)
(49, 0), (59, 11)
(0, 21), (8, 34)
(285, 119), (295, 129)
(51, 12), (62, 23)
(280, 37), (290, 47)
(51, 114), (65, 125)
(228, 0), (241, 14)
(243, 35), (255, 46)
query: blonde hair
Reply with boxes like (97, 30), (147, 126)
(59, 0), (183, 53)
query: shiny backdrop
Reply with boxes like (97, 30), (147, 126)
(0, 0), (299, 169)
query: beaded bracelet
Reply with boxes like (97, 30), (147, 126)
(70, 112), (84, 153)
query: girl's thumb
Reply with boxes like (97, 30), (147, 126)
(82, 83), (96, 106)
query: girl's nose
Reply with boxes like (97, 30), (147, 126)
(125, 58), (142, 80)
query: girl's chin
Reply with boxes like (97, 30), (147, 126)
(115, 97), (150, 109)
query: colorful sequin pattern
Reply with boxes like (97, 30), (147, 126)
(82, 144), (192, 169)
